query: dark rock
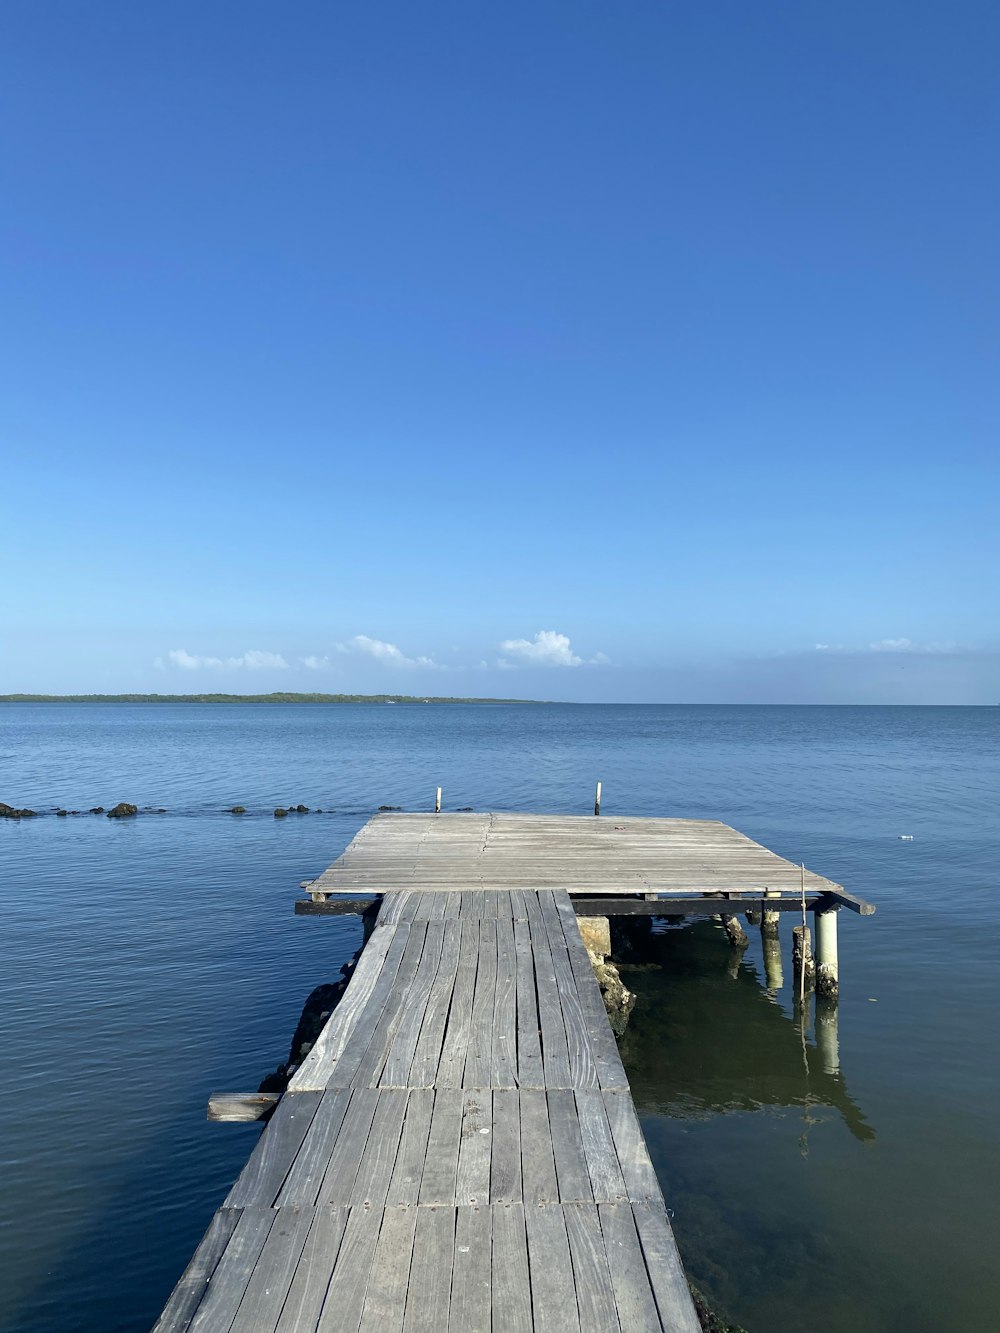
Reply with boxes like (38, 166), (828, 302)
(274, 807), (288, 818)
(56, 809), (68, 817)
(295, 805), (309, 813)
(1, 802), (38, 818)
(70, 811), (80, 815)
(106, 803), (138, 819)
(378, 805), (402, 812)
(157, 808), (167, 813)
(228, 806), (247, 815)
(457, 806), (475, 812)
(89, 807), (105, 815)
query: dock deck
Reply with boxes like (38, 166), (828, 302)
(157, 811), (862, 1331)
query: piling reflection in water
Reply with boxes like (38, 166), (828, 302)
(614, 919), (873, 1145)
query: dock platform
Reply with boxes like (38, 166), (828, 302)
(157, 812), (870, 1330)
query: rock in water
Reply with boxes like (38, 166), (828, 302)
(228, 806), (247, 814)
(106, 803), (138, 818)
(274, 807), (288, 818)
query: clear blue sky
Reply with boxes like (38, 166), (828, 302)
(2, 2), (997, 701)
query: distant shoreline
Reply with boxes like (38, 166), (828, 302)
(0, 692), (545, 705)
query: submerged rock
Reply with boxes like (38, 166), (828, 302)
(294, 804), (309, 813)
(228, 806), (247, 814)
(56, 809), (68, 817)
(274, 807), (288, 818)
(378, 805), (402, 812)
(1, 802), (38, 819)
(106, 803), (138, 819)
(89, 807), (105, 815)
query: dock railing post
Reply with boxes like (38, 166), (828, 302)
(814, 905), (840, 997)
(435, 786), (442, 814)
(594, 781), (602, 816)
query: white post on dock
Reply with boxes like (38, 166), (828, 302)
(814, 906), (840, 997)
(594, 781), (602, 816)
(435, 786), (442, 814)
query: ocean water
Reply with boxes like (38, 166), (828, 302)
(1, 702), (997, 1332)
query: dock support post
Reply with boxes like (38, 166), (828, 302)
(594, 781), (602, 816)
(435, 786), (442, 814)
(762, 933), (784, 990)
(792, 924), (815, 996)
(761, 889), (781, 938)
(720, 913), (749, 949)
(745, 906), (763, 927)
(814, 906), (840, 997)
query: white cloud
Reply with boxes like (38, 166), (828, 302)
(343, 635), (438, 669)
(869, 638), (913, 653)
(164, 648), (288, 671)
(301, 655), (332, 670)
(498, 630), (607, 668)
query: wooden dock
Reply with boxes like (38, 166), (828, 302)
(157, 812), (872, 1331)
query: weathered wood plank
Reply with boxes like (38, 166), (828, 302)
(540, 893), (599, 1089)
(314, 1204), (383, 1333)
(385, 1089), (435, 1206)
(490, 1088), (522, 1204)
(276, 1087), (352, 1206)
(409, 919), (462, 1086)
(316, 1087), (380, 1204)
(603, 1091), (664, 1204)
(436, 919), (480, 1087)
(524, 1203), (581, 1332)
(632, 1203), (702, 1333)
(491, 1202), (533, 1333)
(153, 1208), (241, 1332)
(448, 1205), (491, 1333)
(207, 1092), (280, 1123)
(456, 1089), (492, 1206)
(464, 919), (498, 1088)
(348, 922), (430, 1087)
(229, 1207), (315, 1333)
(598, 1202), (664, 1331)
(528, 908), (572, 1088)
(225, 1092), (323, 1207)
(576, 1090), (628, 1203)
(381, 921), (445, 1086)
(547, 1088), (593, 1203)
(563, 1204), (622, 1333)
(513, 918), (544, 1088)
(419, 1087), (464, 1205)
(358, 1206), (418, 1333)
(274, 1207), (349, 1333)
(187, 1208), (275, 1333)
(350, 1088), (409, 1207)
(492, 913), (518, 1087)
(551, 895), (630, 1092)
(520, 1089), (559, 1205)
(401, 1205), (456, 1332)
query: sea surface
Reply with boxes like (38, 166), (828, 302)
(1, 703), (998, 1332)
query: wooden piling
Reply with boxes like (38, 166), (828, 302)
(720, 913), (749, 948)
(761, 888), (781, 938)
(762, 934), (784, 990)
(594, 781), (602, 816)
(435, 786), (442, 814)
(814, 906), (840, 997)
(792, 924), (815, 996)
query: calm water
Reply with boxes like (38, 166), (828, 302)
(1, 703), (998, 1332)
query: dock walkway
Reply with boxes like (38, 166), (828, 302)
(156, 884), (700, 1331)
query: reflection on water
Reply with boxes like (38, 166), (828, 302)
(618, 920), (873, 1145)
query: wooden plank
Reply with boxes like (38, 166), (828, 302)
(603, 1091), (663, 1204)
(348, 922), (430, 1087)
(519, 1089), (559, 1205)
(401, 1205), (456, 1332)
(207, 1092), (280, 1123)
(492, 914), (518, 1087)
(569, 895), (824, 915)
(563, 1204), (622, 1333)
(274, 1207), (349, 1333)
(225, 1091), (323, 1207)
(490, 1089), (522, 1204)
(276, 1087), (352, 1206)
(187, 1208), (275, 1333)
(464, 919), (498, 1087)
(524, 1203), (580, 1332)
(418, 1086), (464, 1205)
(527, 907), (572, 1087)
(153, 1208), (241, 1332)
(632, 1203), (702, 1333)
(540, 893), (598, 1089)
(314, 1204), (384, 1333)
(513, 918), (544, 1088)
(551, 895), (630, 1092)
(409, 919), (462, 1086)
(456, 1089), (492, 1206)
(491, 1202), (532, 1333)
(295, 923), (410, 1091)
(358, 1206), (418, 1333)
(295, 896), (378, 915)
(229, 1206), (315, 1333)
(350, 1088), (409, 1207)
(436, 919), (480, 1087)
(316, 1087), (380, 1204)
(385, 1089), (435, 1206)
(598, 1202), (664, 1331)
(547, 1089), (593, 1203)
(448, 1205), (491, 1333)
(576, 1090), (628, 1203)
(381, 921), (445, 1085)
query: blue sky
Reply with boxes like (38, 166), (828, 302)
(2, 2), (997, 702)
